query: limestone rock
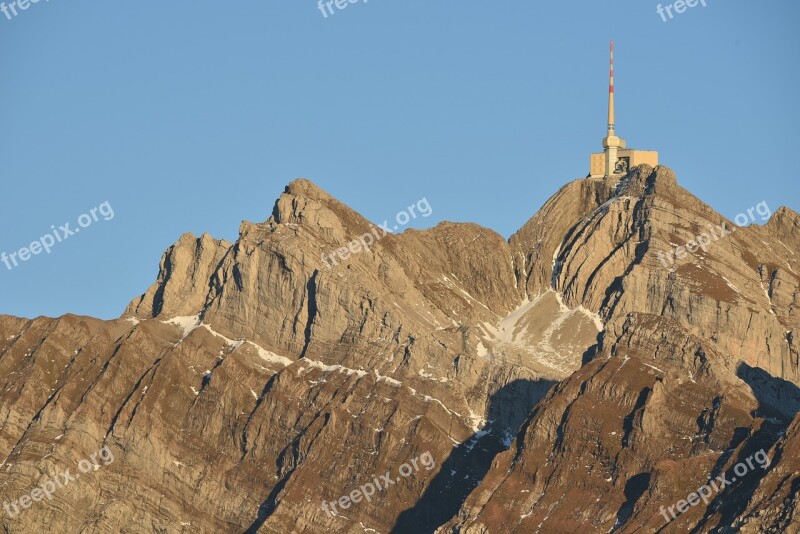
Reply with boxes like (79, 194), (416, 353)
(1, 168), (798, 533)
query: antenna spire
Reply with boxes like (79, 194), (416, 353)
(608, 40), (615, 135)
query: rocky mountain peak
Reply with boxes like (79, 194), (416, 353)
(2, 166), (799, 533)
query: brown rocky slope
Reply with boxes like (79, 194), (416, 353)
(0, 166), (798, 533)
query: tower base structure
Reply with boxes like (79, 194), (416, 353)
(589, 148), (658, 177)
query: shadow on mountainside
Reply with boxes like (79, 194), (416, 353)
(736, 363), (800, 421)
(690, 363), (800, 531)
(391, 378), (556, 534)
(614, 472), (652, 529)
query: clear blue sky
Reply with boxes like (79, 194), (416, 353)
(1, 1), (798, 319)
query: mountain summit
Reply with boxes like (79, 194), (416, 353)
(1, 166), (798, 533)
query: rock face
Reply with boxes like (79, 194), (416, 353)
(1, 167), (799, 533)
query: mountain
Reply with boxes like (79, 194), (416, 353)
(1, 165), (798, 533)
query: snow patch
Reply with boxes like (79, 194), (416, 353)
(576, 305), (605, 331)
(375, 371), (402, 387)
(248, 342), (293, 367)
(167, 316), (201, 339)
(200, 325), (244, 350)
(305, 360), (368, 378)
(642, 362), (665, 374)
(720, 275), (741, 295)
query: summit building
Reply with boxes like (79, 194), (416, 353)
(589, 41), (658, 177)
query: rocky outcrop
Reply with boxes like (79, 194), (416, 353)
(125, 232), (232, 318)
(443, 165), (800, 533)
(1, 168), (799, 533)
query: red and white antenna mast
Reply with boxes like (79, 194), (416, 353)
(608, 40), (615, 135)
